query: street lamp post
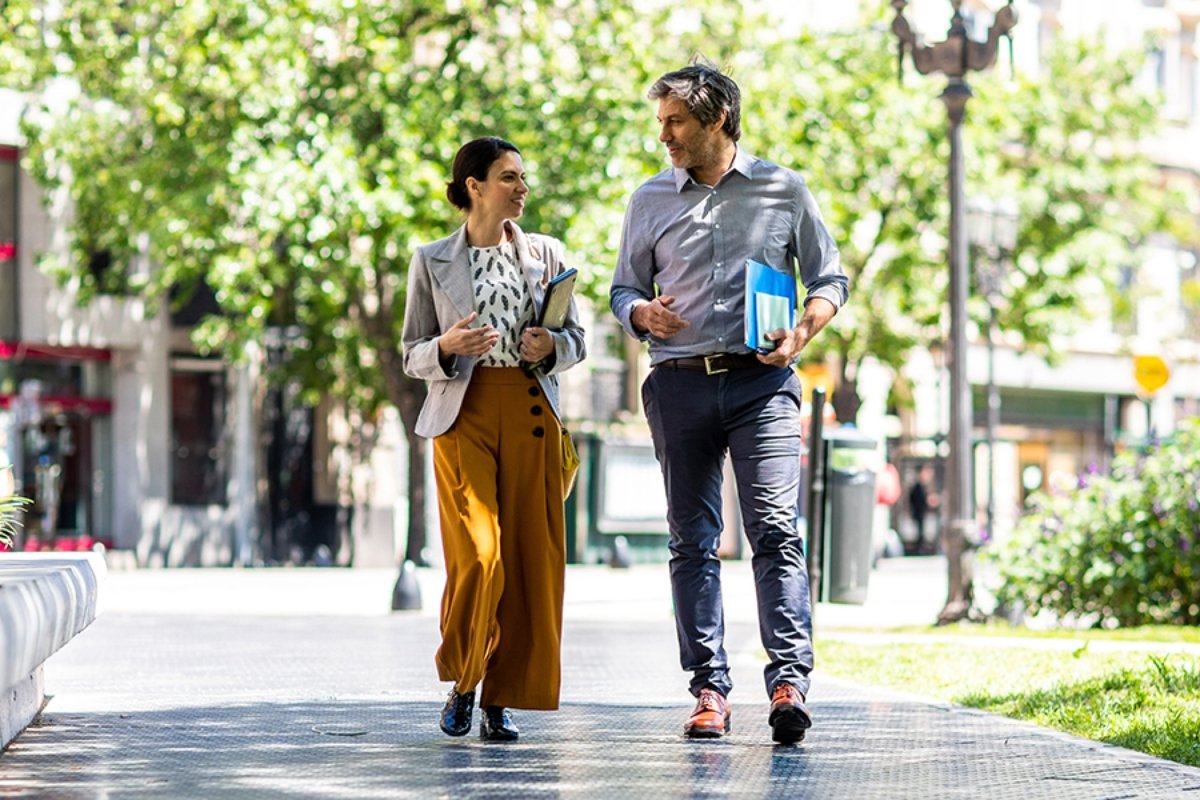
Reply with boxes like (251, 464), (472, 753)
(891, 0), (1017, 623)
(966, 197), (1018, 547)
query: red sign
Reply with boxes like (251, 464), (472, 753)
(0, 341), (113, 362)
(0, 395), (113, 415)
(0, 241), (15, 261)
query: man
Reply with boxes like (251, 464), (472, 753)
(610, 61), (848, 744)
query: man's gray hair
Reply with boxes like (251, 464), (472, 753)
(648, 61), (742, 142)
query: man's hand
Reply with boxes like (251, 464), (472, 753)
(756, 297), (837, 368)
(756, 327), (805, 368)
(438, 312), (500, 358)
(631, 296), (690, 339)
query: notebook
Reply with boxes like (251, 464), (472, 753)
(744, 259), (796, 352)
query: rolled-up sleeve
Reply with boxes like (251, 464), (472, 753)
(793, 182), (848, 309)
(609, 195), (655, 341)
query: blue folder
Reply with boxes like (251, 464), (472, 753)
(744, 259), (797, 352)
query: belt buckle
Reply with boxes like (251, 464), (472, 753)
(703, 355), (728, 375)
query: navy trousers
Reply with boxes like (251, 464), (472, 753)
(642, 363), (813, 699)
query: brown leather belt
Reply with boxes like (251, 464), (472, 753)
(656, 353), (765, 375)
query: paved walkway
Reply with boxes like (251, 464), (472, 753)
(3, 558), (1200, 798)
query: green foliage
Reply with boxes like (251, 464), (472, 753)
(8, 0), (1192, 423)
(0, 468), (32, 548)
(748, 23), (947, 377)
(960, 654), (1200, 767)
(12, 0), (756, 414)
(0, 2), (49, 87)
(966, 36), (1196, 356)
(745, 5), (1192, 396)
(986, 420), (1200, 627)
(822, 639), (1200, 768)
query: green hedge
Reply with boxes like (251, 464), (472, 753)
(987, 419), (1200, 627)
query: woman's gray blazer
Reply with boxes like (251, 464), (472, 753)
(401, 220), (586, 439)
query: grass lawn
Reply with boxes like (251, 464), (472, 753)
(819, 636), (1200, 768)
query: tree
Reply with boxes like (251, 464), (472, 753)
(7, 0), (753, 564)
(745, 14), (1191, 422)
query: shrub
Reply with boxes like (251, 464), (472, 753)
(1, 466), (32, 548)
(987, 419), (1200, 627)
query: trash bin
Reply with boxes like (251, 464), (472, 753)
(822, 428), (877, 604)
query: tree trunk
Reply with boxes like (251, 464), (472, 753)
(395, 380), (429, 566)
(831, 351), (862, 425)
(830, 378), (862, 425)
(374, 342), (430, 566)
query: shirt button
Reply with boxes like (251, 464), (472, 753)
(528, 387), (540, 397)
(532, 427), (545, 438)
(530, 406), (543, 416)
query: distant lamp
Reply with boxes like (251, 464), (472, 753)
(891, 0), (1018, 624)
(967, 196), (1019, 546)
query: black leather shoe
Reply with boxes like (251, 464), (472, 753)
(439, 688), (475, 737)
(480, 706), (519, 742)
(768, 682), (812, 745)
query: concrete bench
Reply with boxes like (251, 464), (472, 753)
(0, 552), (106, 749)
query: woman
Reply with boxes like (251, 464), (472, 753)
(401, 137), (586, 742)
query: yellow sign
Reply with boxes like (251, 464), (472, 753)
(797, 363), (834, 403)
(1134, 355), (1170, 396)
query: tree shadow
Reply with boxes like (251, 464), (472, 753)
(5, 698), (1199, 798)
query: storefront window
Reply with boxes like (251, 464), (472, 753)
(170, 364), (227, 506)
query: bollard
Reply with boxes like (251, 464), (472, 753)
(391, 559), (422, 611)
(608, 535), (632, 569)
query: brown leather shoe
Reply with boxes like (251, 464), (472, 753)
(684, 687), (731, 738)
(768, 682), (812, 744)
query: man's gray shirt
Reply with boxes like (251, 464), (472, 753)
(610, 149), (848, 365)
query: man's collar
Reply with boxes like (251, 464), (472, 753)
(672, 147), (756, 192)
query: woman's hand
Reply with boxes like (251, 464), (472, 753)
(438, 312), (500, 358)
(519, 327), (555, 363)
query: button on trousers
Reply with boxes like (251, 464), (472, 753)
(432, 367), (567, 710)
(643, 364), (813, 699)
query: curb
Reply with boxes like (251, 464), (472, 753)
(0, 552), (106, 749)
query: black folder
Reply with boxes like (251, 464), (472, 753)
(523, 268), (577, 373)
(537, 268), (578, 329)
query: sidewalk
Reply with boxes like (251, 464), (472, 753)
(2, 557), (1199, 798)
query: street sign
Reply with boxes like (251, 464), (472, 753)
(1133, 355), (1170, 396)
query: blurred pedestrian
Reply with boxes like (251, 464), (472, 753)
(402, 136), (586, 741)
(908, 463), (940, 554)
(610, 60), (848, 744)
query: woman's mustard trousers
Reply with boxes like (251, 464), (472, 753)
(432, 366), (567, 710)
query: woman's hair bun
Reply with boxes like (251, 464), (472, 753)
(446, 181), (470, 210)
